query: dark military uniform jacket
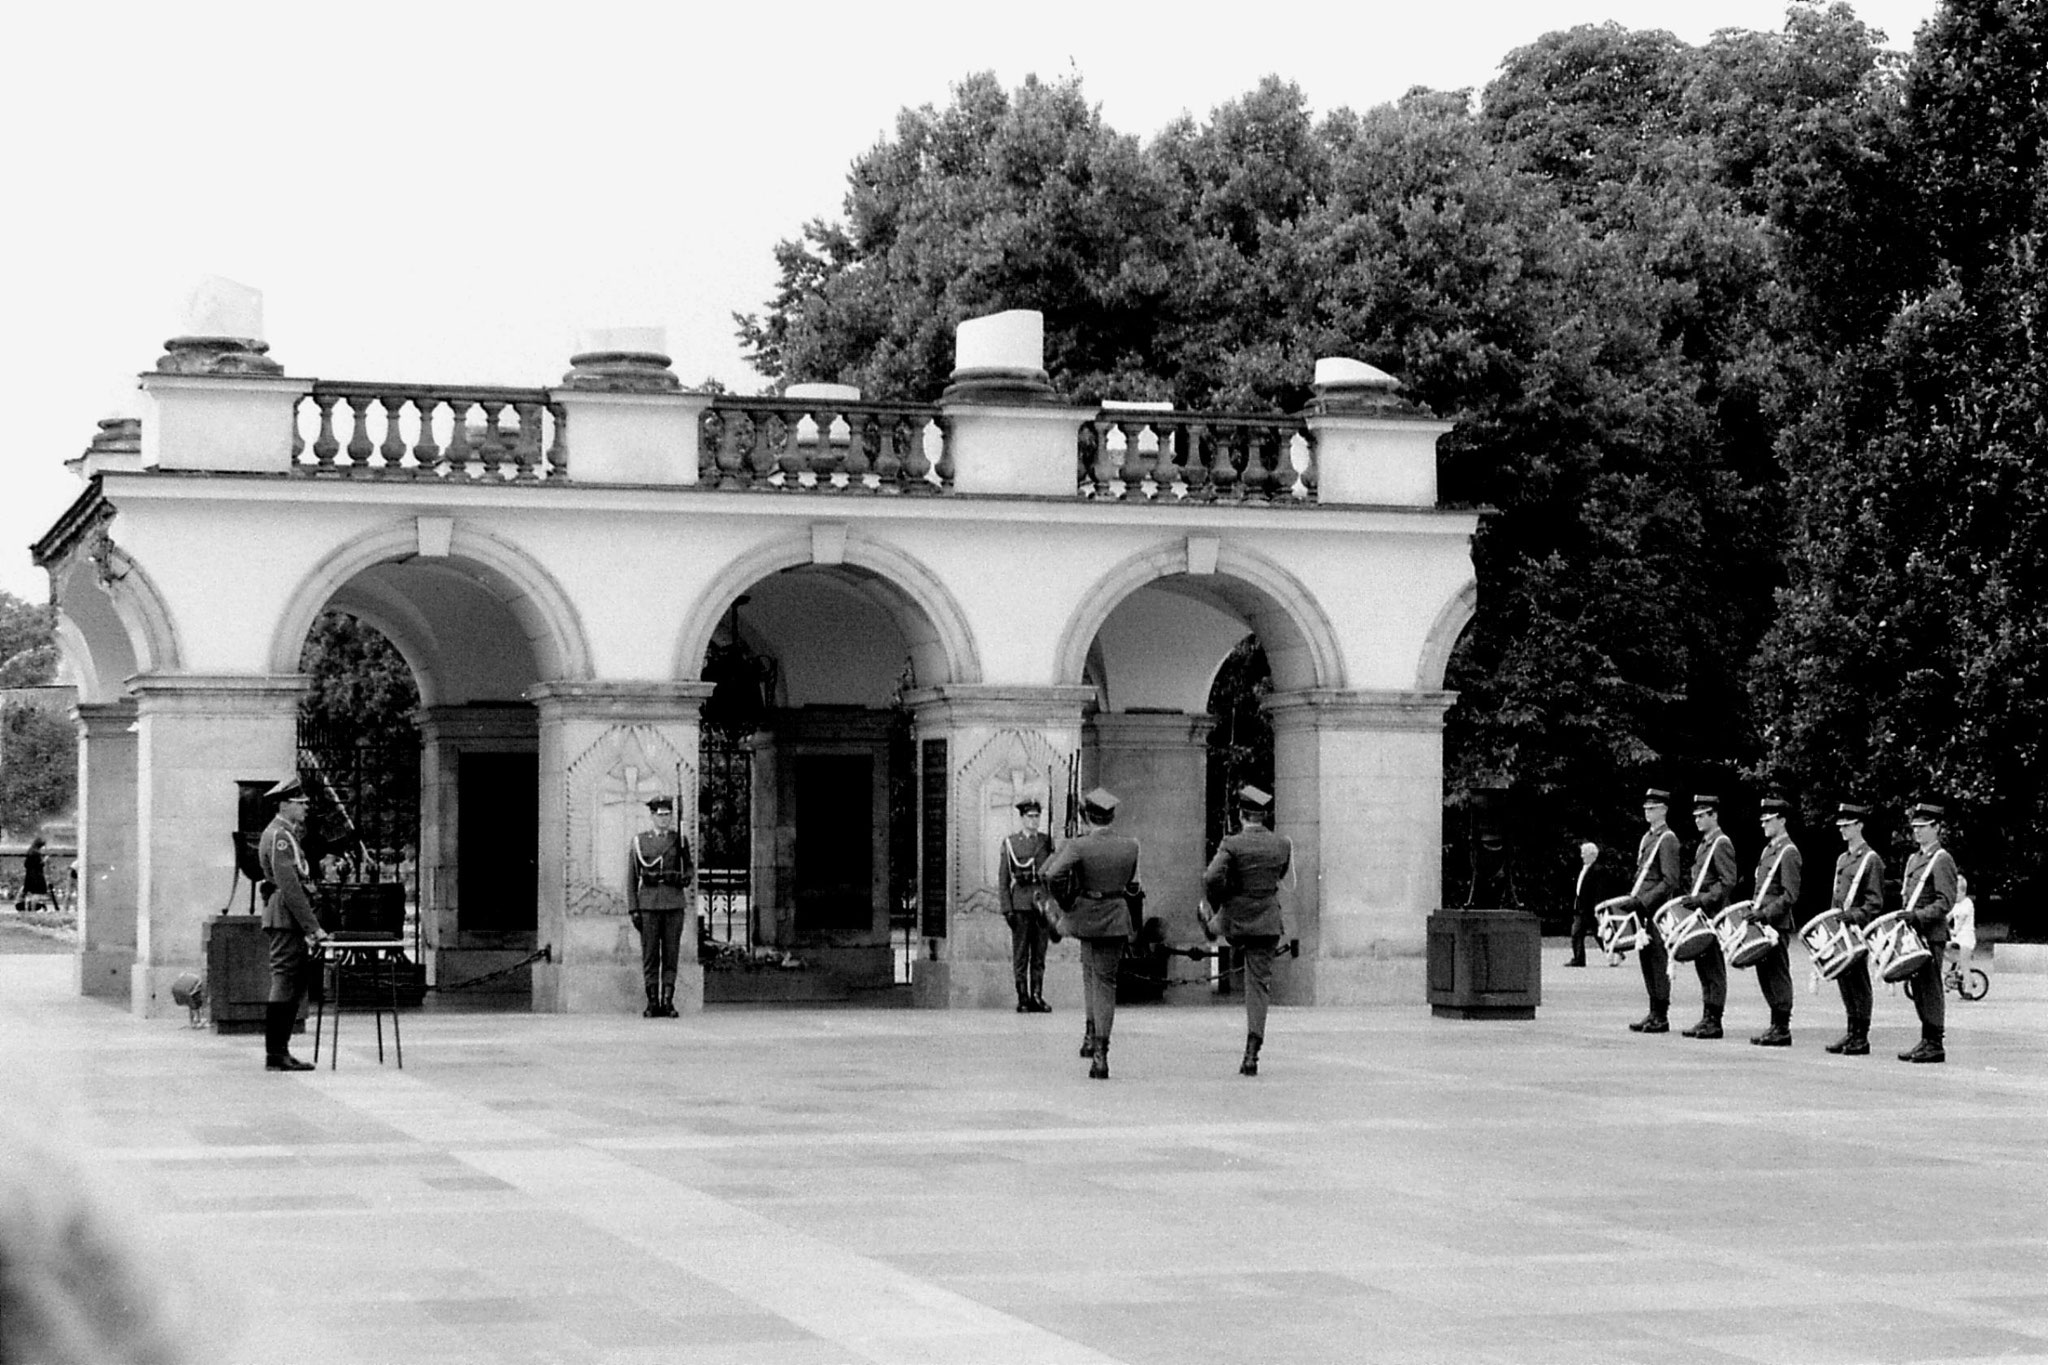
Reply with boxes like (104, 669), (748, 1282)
(1749, 834), (1802, 932)
(999, 831), (1057, 914)
(258, 814), (322, 937)
(1682, 831), (1739, 914)
(1041, 828), (1141, 940)
(1629, 826), (1683, 915)
(1899, 844), (1957, 944)
(627, 829), (694, 914)
(1831, 845), (1885, 927)
(1202, 824), (1291, 939)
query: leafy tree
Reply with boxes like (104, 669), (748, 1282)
(0, 703), (74, 837)
(0, 591), (58, 688)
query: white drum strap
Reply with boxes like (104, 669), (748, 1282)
(1902, 848), (1952, 918)
(1811, 851), (1876, 993)
(1626, 830), (1675, 951)
(1690, 834), (1729, 898)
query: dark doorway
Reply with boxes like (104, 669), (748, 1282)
(458, 753), (538, 931)
(794, 754), (873, 935)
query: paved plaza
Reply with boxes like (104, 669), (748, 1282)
(4, 943), (2045, 1365)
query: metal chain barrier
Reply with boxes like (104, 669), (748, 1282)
(424, 945), (552, 993)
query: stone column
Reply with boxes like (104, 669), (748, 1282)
(529, 681), (714, 1013)
(902, 684), (1093, 1008)
(1085, 711), (1214, 990)
(416, 704), (540, 991)
(73, 700), (139, 1000)
(1265, 688), (1456, 1005)
(129, 674), (308, 1017)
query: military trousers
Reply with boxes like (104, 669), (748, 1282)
(1078, 937), (1122, 1041)
(1834, 957), (1872, 1030)
(635, 909), (687, 1002)
(1752, 940), (1794, 1019)
(266, 926), (310, 1006)
(1689, 938), (1727, 1015)
(1006, 910), (1048, 1001)
(1906, 946), (1945, 1040)
(1232, 934), (1279, 1039)
(1637, 932), (1670, 1017)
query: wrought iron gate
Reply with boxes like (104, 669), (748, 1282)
(697, 720), (754, 947)
(294, 714), (422, 955)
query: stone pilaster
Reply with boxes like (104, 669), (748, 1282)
(73, 701), (138, 1000)
(129, 675), (308, 1017)
(529, 681), (713, 1014)
(1085, 711), (1214, 989)
(1265, 688), (1456, 1005)
(901, 684), (1093, 1008)
(416, 704), (540, 991)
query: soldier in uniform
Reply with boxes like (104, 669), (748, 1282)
(1625, 789), (1684, 1033)
(1200, 785), (1291, 1076)
(1673, 795), (1736, 1039)
(1041, 787), (1140, 1080)
(999, 798), (1057, 1013)
(257, 776), (325, 1071)
(1824, 802), (1883, 1056)
(627, 795), (694, 1019)
(1896, 801), (1955, 1063)
(1744, 795), (1802, 1046)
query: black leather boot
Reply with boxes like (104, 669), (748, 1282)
(1751, 1010), (1793, 1047)
(1900, 1033), (1945, 1063)
(1079, 1018), (1097, 1058)
(660, 988), (679, 1018)
(1681, 1013), (1722, 1039)
(1239, 1032), (1262, 1076)
(264, 1002), (312, 1071)
(1629, 1012), (1670, 1033)
(1089, 1036), (1110, 1080)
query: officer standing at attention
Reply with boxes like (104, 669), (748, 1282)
(1674, 795), (1736, 1039)
(1824, 802), (1883, 1056)
(1041, 788), (1141, 1080)
(999, 798), (1057, 1013)
(257, 776), (325, 1072)
(628, 795), (694, 1019)
(1745, 795), (1802, 1047)
(1625, 789), (1684, 1034)
(1896, 801), (1956, 1063)
(1201, 785), (1291, 1076)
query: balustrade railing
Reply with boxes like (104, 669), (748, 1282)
(293, 383), (565, 481)
(1077, 412), (1316, 504)
(699, 396), (951, 493)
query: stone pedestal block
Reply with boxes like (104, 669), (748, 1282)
(74, 701), (139, 1001)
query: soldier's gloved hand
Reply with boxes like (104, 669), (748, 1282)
(630, 913), (644, 932)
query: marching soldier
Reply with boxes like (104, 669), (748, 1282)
(1673, 795), (1736, 1039)
(627, 795), (694, 1019)
(1625, 789), (1683, 1034)
(1041, 788), (1141, 1080)
(1896, 801), (1955, 1064)
(257, 776), (325, 1071)
(1744, 795), (1802, 1046)
(1200, 785), (1291, 1076)
(999, 798), (1057, 1013)
(1824, 802), (1883, 1056)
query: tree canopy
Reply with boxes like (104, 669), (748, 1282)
(745, 0), (2041, 922)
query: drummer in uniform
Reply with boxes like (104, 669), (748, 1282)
(1040, 788), (1141, 1080)
(1625, 788), (1684, 1034)
(627, 795), (694, 1019)
(1896, 801), (1955, 1064)
(1744, 795), (1802, 1046)
(999, 798), (1057, 1014)
(257, 776), (325, 1071)
(1673, 795), (1736, 1039)
(1201, 785), (1291, 1076)
(1823, 802), (1883, 1056)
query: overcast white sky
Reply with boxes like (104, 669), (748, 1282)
(1, 0), (1939, 601)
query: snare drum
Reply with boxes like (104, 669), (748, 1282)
(1714, 900), (1781, 969)
(1595, 895), (1644, 956)
(1866, 911), (1932, 984)
(1654, 896), (1719, 962)
(1799, 908), (1868, 981)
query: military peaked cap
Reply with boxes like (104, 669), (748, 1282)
(1236, 785), (1273, 811)
(1081, 787), (1120, 820)
(265, 775), (306, 801)
(1015, 797), (1043, 815)
(1692, 793), (1720, 813)
(1834, 802), (1870, 823)
(1642, 788), (1672, 807)
(1759, 795), (1794, 816)
(1909, 801), (1946, 823)
(646, 795), (675, 813)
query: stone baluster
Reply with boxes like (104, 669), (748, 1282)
(379, 395), (408, 469)
(413, 398), (441, 473)
(1117, 420), (1151, 493)
(1088, 420), (1121, 495)
(1295, 431), (1318, 502)
(742, 412), (775, 486)
(312, 394), (341, 467)
(1238, 428), (1273, 500)
(445, 400), (473, 477)
(513, 400), (544, 479)
(1178, 423), (1211, 501)
(345, 395), (376, 466)
(770, 412), (802, 487)
(901, 415), (933, 493)
(871, 417), (901, 489)
(1270, 424), (1299, 500)
(933, 418), (955, 489)
(698, 410), (721, 482)
(291, 401), (307, 464)
(844, 414), (873, 489)
(478, 400), (510, 476)
(1207, 424), (1239, 500)
(545, 401), (568, 477)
